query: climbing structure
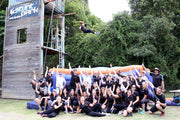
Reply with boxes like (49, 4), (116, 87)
(2, 0), (65, 99)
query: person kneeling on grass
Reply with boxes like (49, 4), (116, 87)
(145, 78), (166, 116)
(37, 96), (63, 118)
(35, 83), (49, 111)
(76, 96), (110, 117)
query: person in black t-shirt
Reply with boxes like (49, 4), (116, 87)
(69, 89), (79, 113)
(47, 87), (58, 108)
(38, 73), (46, 92)
(145, 79), (166, 116)
(37, 96), (63, 118)
(76, 96), (108, 117)
(123, 89), (133, 117)
(69, 63), (80, 90)
(111, 87), (124, 114)
(35, 85), (49, 111)
(131, 85), (139, 113)
(139, 81), (149, 114)
(106, 89), (114, 113)
(99, 87), (107, 110)
(92, 71), (102, 87)
(142, 64), (165, 92)
(60, 88), (70, 114)
(79, 21), (98, 34)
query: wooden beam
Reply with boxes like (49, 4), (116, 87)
(44, 0), (56, 4)
(44, 12), (76, 19)
(61, 12), (77, 16)
(0, 55), (3, 59)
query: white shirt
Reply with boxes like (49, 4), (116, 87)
(56, 75), (66, 89)
(82, 74), (92, 86)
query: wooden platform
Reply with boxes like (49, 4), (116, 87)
(42, 46), (59, 55)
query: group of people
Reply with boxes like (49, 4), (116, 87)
(30, 63), (166, 118)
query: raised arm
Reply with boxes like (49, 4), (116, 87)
(68, 62), (72, 72)
(142, 63), (150, 74)
(89, 65), (93, 76)
(145, 78), (154, 89)
(133, 76), (140, 88)
(133, 66), (140, 76)
(110, 64), (117, 76)
(35, 83), (40, 94)
(45, 66), (48, 78)
(79, 65), (84, 75)
(33, 70), (36, 80)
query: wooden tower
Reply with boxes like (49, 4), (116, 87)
(2, 0), (65, 99)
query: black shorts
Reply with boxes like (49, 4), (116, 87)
(150, 104), (165, 113)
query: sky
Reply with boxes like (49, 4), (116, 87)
(88, 0), (131, 22)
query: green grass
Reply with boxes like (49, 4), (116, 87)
(0, 93), (180, 120)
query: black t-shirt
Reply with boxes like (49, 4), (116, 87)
(106, 81), (113, 88)
(153, 88), (166, 104)
(107, 95), (114, 107)
(93, 75), (101, 85)
(40, 91), (49, 98)
(86, 95), (98, 104)
(50, 94), (57, 101)
(80, 101), (91, 114)
(132, 91), (139, 102)
(70, 71), (80, 87)
(139, 88), (149, 100)
(81, 25), (87, 32)
(38, 78), (46, 88)
(125, 96), (133, 107)
(136, 79), (145, 91)
(46, 76), (53, 87)
(70, 94), (78, 106)
(150, 73), (163, 87)
(115, 93), (123, 104)
(100, 94), (106, 104)
(62, 94), (69, 101)
(53, 102), (62, 114)
(129, 78), (136, 86)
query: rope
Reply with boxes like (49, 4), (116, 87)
(43, 3), (55, 69)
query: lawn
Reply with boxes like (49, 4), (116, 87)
(0, 93), (180, 120)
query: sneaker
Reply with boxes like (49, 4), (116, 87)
(70, 111), (74, 114)
(105, 113), (111, 116)
(37, 111), (42, 114)
(118, 110), (123, 115)
(140, 110), (145, 114)
(160, 111), (165, 116)
(42, 114), (47, 117)
(64, 111), (66, 113)
(129, 112), (133, 116)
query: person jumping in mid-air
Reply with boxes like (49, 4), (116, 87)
(79, 21), (99, 34)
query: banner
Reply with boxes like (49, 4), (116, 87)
(9, 0), (39, 21)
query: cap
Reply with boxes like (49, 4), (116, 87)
(154, 67), (160, 72)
